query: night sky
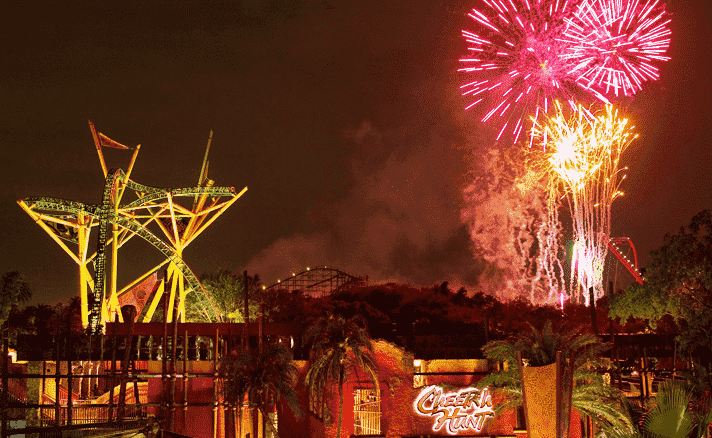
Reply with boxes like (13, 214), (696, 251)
(1, 0), (711, 306)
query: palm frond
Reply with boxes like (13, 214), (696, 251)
(219, 341), (303, 425)
(572, 383), (634, 435)
(641, 380), (695, 438)
(480, 320), (635, 436)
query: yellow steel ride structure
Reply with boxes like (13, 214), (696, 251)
(18, 121), (247, 333)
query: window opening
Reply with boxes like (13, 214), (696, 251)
(353, 388), (381, 436)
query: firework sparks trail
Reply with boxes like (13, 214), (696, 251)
(560, 0), (671, 97)
(459, 0), (612, 146)
(535, 170), (567, 306)
(532, 103), (637, 305)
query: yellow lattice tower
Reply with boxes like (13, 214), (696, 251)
(18, 121), (246, 332)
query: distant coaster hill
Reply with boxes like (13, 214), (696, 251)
(266, 267), (366, 298)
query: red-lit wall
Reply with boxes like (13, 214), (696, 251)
(147, 341), (583, 438)
(147, 361), (218, 438)
(276, 341), (531, 438)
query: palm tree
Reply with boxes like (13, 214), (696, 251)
(684, 363), (712, 438)
(18, 303), (54, 334)
(304, 314), (379, 438)
(1, 271), (31, 329)
(606, 378), (712, 438)
(219, 342), (302, 438)
(641, 380), (696, 438)
(478, 320), (634, 435)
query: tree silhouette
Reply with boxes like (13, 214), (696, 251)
(219, 342), (302, 438)
(1, 271), (31, 330)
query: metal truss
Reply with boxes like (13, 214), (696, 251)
(18, 122), (246, 333)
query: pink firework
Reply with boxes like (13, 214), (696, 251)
(560, 0), (671, 97)
(459, 0), (610, 145)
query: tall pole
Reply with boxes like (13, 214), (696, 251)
(2, 335), (9, 438)
(162, 275), (169, 430)
(170, 306), (179, 431)
(118, 306), (137, 423)
(183, 330), (189, 433)
(243, 270), (250, 438)
(259, 287), (264, 354)
(67, 349), (73, 426)
(243, 270), (249, 350)
(109, 313), (118, 422)
(212, 328), (219, 438)
(589, 287), (598, 335)
(54, 336), (61, 428)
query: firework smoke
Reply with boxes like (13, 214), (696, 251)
(461, 144), (565, 304)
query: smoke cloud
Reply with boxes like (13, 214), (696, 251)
(247, 120), (485, 289)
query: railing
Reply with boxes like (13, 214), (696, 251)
(39, 404), (147, 427)
(2, 377), (28, 403)
(9, 419), (152, 438)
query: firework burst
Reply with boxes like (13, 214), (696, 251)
(532, 102), (637, 305)
(459, 0), (611, 145)
(560, 0), (671, 97)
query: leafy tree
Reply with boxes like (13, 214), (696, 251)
(1, 271), (31, 330)
(609, 210), (712, 357)
(185, 269), (261, 322)
(477, 320), (633, 435)
(219, 342), (302, 438)
(304, 315), (379, 438)
(9, 303), (54, 336)
(4, 296), (90, 361)
(330, 283), (496, 335)
(682, 363), (712, 438)
(260, 289), (312, 323)
(52, 296), (85, 337)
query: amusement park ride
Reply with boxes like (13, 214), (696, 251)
(607, 237), (645, 285)
(18, 121), (246, 333)
(15, 122), (644, 335)
(265, 266), (366, 298)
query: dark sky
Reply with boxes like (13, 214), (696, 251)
(1, 0), (710, 305)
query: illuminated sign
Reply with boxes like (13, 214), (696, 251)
(413, 385), (495, 435)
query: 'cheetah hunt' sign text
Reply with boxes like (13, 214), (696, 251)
(413, 385), (495, 435)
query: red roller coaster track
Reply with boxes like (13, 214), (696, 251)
(607, 237), (644, 284)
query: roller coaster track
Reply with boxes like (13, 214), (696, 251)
(607, 237), (644, 284)
(20, 163), (244, 333)
(22, 189), (230, 328)
(266, 267), (366, 298)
